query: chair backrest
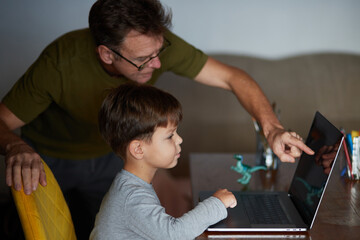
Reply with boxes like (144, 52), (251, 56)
(11, 159), (77, 240)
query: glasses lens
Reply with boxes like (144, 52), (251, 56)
(137, 38), (171, 71)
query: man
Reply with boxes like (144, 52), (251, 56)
(0, 0), (313, 239)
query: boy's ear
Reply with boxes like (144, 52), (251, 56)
(128, 140), (144, 160)
(97, 45), (114, 65)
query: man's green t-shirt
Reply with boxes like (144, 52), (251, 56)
(2, 29), (208, 159)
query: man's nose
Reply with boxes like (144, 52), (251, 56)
(147, 56), (161, 69)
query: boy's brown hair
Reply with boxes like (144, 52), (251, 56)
(98, 82), (182, 159)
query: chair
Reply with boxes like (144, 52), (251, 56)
(11, 159), (77, 240)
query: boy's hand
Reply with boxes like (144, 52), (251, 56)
(213, 189), (237, 208)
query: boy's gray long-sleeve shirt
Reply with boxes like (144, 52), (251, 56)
(90, 170), (227, 240)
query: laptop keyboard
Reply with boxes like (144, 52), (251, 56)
(241, 194), (291, 225)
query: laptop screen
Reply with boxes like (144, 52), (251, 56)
(288, 111), (343, 227)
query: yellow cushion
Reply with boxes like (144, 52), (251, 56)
(11, 159), (77, 240)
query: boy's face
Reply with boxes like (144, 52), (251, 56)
(142, 123), (183, 170)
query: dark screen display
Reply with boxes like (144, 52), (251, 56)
(288, 111), (343, 226)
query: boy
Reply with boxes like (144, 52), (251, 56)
(90, 82), (237, 240)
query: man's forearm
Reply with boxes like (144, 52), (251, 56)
(0, 103), (27, 155)
(0, 120), (25, 156)
(227, 67), (284, 137)
(194, 57), (284, 137)
(194, 57), (313, 162)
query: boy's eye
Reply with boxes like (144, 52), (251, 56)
(168, 134), (174, 139)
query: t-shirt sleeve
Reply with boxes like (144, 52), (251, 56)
(2, 43), (62, 123)
(125, 189), (227, 240)
(160, 31), (208, 79)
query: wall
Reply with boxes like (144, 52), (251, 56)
(166, 0), (360, 58)
(0, 0), (359, 98)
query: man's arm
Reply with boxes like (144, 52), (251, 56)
(194, 57), (314, 162)
(0, 103), (46, 195)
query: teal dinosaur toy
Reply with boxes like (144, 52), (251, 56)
(231, 154), (267, 185)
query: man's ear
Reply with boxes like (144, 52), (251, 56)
(128, 140), (144, 160)
(97, 45), (114, 65)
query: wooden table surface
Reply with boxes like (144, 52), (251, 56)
(190, 153), (360, 240)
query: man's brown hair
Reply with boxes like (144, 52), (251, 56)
(89, 0), (172, 49)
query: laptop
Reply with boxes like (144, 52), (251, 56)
(199, 111), (344, 232)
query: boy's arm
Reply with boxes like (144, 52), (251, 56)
(126, 189), (227, 240)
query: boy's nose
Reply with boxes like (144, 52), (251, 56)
(177, 134), (183, 145)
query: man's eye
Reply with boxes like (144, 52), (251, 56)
(136, 57), (148, 62)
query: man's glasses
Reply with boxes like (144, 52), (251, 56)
(109, 38), (171, 71)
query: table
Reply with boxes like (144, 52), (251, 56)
(190, 153), (360, 240)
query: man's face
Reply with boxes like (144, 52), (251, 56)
(112, 30), (164, 83)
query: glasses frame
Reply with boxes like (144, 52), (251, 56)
(109, 38), (171, 71)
